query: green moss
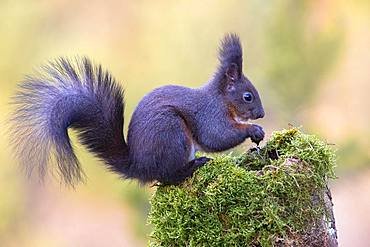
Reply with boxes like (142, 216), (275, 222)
(148, 128), (336, 247)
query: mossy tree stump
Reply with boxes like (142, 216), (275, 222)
(149, 129), (338, 247)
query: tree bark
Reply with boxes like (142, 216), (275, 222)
(274, 185), (338, 247)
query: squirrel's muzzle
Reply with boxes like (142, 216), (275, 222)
(252, 109), (265, 120)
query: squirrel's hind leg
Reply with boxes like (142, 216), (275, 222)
(154, 111), (211, 185)
(130, 108), (211, 185)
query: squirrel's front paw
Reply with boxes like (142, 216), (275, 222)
(249, 124), (265, 145)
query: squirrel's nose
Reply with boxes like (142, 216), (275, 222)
(258, 109), (265, 119)
(253, 109), (265, 119)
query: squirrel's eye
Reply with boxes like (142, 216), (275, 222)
(243, 92), (253, 103)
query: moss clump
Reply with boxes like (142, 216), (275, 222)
(148, 128), (336, 247)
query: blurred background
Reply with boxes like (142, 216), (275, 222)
(0, 0), (369, 246)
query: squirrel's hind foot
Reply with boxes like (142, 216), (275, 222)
(159, 157), (212, 186)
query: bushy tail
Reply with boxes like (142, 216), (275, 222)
(10, 57), (129, 185)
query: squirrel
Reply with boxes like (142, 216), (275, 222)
(10, 34), (265, 186)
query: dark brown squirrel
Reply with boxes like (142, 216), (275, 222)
(10, 33), (265, 186)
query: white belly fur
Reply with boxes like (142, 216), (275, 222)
(189, 141), (202, 161)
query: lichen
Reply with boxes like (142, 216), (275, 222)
(148, 128), (336, 247)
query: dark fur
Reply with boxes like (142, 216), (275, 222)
(10, 34), (265, 185)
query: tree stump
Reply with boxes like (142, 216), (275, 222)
(149, 129), (338, 247)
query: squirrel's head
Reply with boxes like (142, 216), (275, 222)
(215, 34), (264, 122)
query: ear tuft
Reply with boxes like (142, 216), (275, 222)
(218, 33), (243, 72)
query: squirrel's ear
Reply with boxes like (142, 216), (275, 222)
(218, 33), (243, 78)
(225, 63), (239, 81)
